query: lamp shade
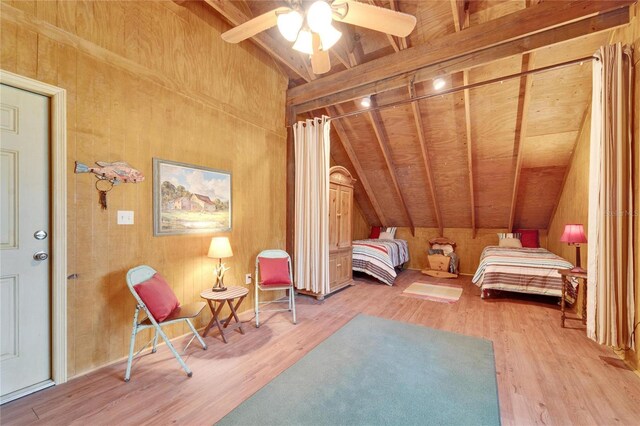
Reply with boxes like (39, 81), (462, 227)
(560, 224), (587, 244)
(208, 236), (233, 259)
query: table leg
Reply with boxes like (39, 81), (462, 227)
(203, 299), (228, 343)
(223, 296), (246, 335)
(560, 276), (567, 328)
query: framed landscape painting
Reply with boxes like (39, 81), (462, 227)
(153, 158), (232, 236)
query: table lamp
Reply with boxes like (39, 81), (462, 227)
(560, 224), (587, 273)
(208, 236), (233, 292)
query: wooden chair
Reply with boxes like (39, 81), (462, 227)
(124, 265), (207, 382)
(254, 250), (297, 328)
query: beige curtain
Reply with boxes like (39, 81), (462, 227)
(293, 117), (330, 294)
(587, 43), (635, 350)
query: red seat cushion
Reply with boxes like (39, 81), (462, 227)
(369, 226), (381, 239)
(259, 257), (291, 286)
(515, 229), (540, 248)
(134, 273), (180, 322)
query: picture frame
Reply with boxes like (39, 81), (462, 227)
(153, 158), (232, 236)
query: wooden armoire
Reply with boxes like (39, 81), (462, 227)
(327, 166), (355, 296)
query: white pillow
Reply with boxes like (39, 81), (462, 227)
(432, 243), (454, 255)
(499, 237), (522, 248)
(378, 231), (394, 240)
(385, 227), (397, 238)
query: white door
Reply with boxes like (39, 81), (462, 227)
(0, 84), (52, 403)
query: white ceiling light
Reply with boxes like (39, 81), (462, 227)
(277, 10), (303, 42)
(433, 78), (446, 90)
(292, 29), (313, 55)
(318, 24), (342, 51)
(307, 1), (333, 33)
(361, 96), (372, 108)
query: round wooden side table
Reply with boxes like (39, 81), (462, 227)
(200, 286), (248, 343)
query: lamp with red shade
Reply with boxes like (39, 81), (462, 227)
(560, 224), (587, 273)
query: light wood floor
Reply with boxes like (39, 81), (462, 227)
(2, 271), (640, 425)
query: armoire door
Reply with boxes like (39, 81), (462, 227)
(337, 186), (352, 248)
(329, 183), (338, 249)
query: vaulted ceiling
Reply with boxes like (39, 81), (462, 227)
(202, 0), (634, 235)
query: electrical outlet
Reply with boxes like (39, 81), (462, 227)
(245, 273), (252, 284)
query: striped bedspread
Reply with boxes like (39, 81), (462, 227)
(472, 246), (577, 301)
(352, 239), (409, 286)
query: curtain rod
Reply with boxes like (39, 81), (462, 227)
(294, 55), (597, 125)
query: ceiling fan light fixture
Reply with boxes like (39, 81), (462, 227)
(318, 24), (342, 51)
(307, 1), (333, 33)
(277, 10), (304, 42)
(292, 29), (314, 55)
(361, 96), (372, 108)
(433, 78), (446, 91)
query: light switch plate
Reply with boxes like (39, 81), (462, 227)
(117, 210), (134, 225)
(245, 274), (252, 284)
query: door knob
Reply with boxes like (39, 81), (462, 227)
(33, 251), (49, 261)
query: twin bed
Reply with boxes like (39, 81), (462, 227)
(472, 246), (577, 301)
(352, 239), (409, 286)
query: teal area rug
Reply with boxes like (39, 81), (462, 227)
(218, 314), (500, 426)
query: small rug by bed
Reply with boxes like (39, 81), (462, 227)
(403, 281), (463, 303)
(217, 314), (500, 426)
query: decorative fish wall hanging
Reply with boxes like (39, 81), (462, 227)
(74, 161), (145, 210)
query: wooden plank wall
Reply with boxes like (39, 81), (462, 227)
(547, 3), (639, 372)
(396, 227), (548, 275)
(352, 204), (370, 241)
(0, 0), (288, 377)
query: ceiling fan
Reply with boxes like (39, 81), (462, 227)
(221, 0), (417, 75)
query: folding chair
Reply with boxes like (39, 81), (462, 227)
(254, 250), (297, 328)
(125, 265), (207, 382)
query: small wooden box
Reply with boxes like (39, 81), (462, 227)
(428, 254), (450, 272)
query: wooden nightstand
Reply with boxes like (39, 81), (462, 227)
(557, 268), (588, 328)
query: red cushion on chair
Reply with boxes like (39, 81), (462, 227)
(134, 273), (180, 322)
(369, 226), (381, 239)
(515, 229), (540, 248)
(259, 257), (291, 286)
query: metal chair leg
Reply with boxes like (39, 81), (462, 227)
(156, 326), (192, 377)
(291, 285), (297, 325)
(186, 319), (207, 350)
(124, 307), (140, 382)
(255, 283), (260, 328)
(152, 328), (159, 353)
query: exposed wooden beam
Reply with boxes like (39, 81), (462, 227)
(288, 1), (632, 109)
(365, 99), (415, 235)
(327, 106), (386, 226)
(291, 9), (628, 113)
(450, 0), (470, 32)
(461, 71), (477, 238)
(408, 81), (442, 236)
(508, 53), (535, 232)
(203, 0), (312, 82)
(449, 1), (474, 237)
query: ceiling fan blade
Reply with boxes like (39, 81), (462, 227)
(311, 33), (331, 74)
(332, 1), (417, 38)
(221, 7), (290, 43)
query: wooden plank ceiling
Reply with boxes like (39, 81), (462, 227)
(203, 0), (632, 233)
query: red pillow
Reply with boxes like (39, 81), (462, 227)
(259, 257), (291, 286)
(134, 273), (180, 322)
(369, 226), (381, 239)
(515, 229), (540, 248)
